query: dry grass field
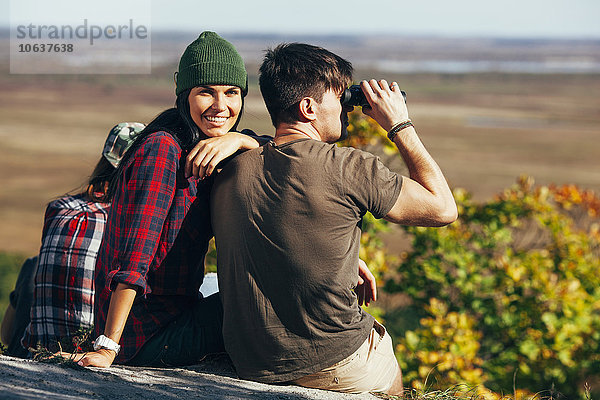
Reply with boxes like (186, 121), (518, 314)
(0, 65), (599, 256)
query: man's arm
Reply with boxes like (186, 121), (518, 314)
(361, 79), (458, 227)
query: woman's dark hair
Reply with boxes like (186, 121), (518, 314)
(102, 88), (244, 202)
(87, 157), (118, 203)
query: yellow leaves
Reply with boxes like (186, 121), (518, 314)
(552, 183), (583, 208)
(519, 362), (531, 375)
(457, 313), (470, 330)
(512, 389), (539, 400)
(418, 365), (432, 378)
(431, 325), (444, 336)
(506, 263), (524, 282)
(400, 298), (487, 388)
(541, 348), (554, 359)
(550, 182), (600, 216)
(476, 387), (504, 400)
(427, 297), (449, 316)
(426, 351), (440, 364)
(459, 367), (484, 382)
(525, 328), (542, 341)
(557, 349), (575, 367)
(517, 175), (535, 192)
(494, 176), (600, 225)
(567, 279), (580, 292)
(337, 109), (388, 150)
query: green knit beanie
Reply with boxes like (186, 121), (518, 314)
(175, 31), (247, 97)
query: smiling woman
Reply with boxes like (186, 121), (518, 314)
(189, 85), (243, 138)
(74, 31), (269, 369)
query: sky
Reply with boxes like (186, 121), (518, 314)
(2, 0), (600, 39)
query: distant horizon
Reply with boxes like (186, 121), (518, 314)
(1, 26), (599, 41)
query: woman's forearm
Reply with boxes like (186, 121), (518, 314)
(73, 282), (137, 367)
(103, 282), (137, 342)
(238, 132), (263, 150)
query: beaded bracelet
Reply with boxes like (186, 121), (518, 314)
(387, 120), (413, 141)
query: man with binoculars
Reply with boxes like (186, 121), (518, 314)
(211, 42), (457, 395)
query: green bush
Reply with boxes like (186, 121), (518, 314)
(386, 177), (600, 398)
(339, 111), (599, 397)
(0, 251), (27, 324)
(205, 238), (218, 273)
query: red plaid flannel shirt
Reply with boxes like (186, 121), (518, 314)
(94, 131), (213, 363)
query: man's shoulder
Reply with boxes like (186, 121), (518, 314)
(269, 139), (378, 161)
(216, 140), (383, 181)
(320, 143), (384, 171)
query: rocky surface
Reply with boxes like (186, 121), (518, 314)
(0, 354), (378, 399)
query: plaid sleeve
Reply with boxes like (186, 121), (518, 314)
(106, 133), (179, 294)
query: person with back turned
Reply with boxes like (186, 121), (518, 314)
(211, 43), (458, 395)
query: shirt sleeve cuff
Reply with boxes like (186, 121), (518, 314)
(106, 269), (148, 295)
(373, 175), (403, 219)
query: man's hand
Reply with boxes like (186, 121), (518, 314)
(359, 79), (458, 227)
(185, 132), (260, 179)
(360, 79), (409, 132)
(356, 258), (377, 307)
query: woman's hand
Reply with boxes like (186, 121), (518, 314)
(53, 348), (116, 368)
(185, 132), (259, 179)
(355, 258), (377, 307)
(76, 348), (117, 368)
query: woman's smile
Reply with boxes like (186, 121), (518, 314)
(204, 115), (230, 125)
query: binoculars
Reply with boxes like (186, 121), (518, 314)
(341, 84), (407, 108)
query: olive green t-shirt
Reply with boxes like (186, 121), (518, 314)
(211, 138), (402, 383)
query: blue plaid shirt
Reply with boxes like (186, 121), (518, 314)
(22, 194), (109, 350)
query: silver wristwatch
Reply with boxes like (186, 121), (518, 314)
(93, 335), (121, 355)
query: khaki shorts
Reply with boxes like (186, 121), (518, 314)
(292, 320), (400, 394)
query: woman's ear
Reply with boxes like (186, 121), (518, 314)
(297, 97), (317, 122)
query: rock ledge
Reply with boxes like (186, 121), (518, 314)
(0, 355), (377, 399)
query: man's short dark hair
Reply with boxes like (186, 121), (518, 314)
(259, 43), (353, 127)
